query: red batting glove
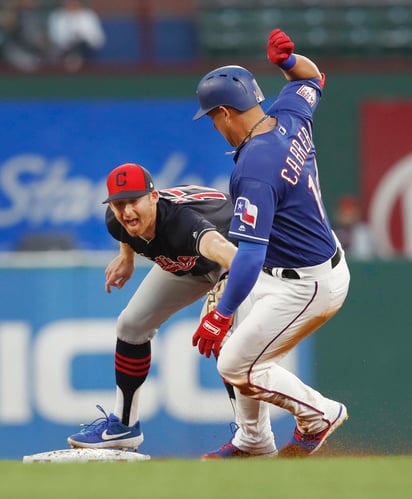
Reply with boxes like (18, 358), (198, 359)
(267, 28), (295, 65)
(192, 309), (232, 359)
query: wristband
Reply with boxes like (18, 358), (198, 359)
(279, 54), (296, 71)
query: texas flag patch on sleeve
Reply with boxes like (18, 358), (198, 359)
(234, 197), (258, 228)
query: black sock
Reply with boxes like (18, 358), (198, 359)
(115, 338), (151, 425)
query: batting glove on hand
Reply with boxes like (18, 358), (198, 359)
(192, 309), (232, 359)
(267, 28), (295, 65)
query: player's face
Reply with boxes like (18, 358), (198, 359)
(110, 191), (159, 240)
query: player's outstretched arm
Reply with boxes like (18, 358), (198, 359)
(198, 230), (237, 271)
(267, 28), (321, 81)
(105, 242), (135, 294)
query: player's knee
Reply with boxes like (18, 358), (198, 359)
(217, 353), (248, 386)
(117, 309), (157, 344)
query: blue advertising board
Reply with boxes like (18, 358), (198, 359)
(0, 99), (231, 252)
(0, 263), (312, 460)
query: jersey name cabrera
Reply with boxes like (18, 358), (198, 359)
(106, 185), (233, 276)
(229, 77), (336, 268)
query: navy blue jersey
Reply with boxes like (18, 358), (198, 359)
(229, 76), (336, 268)
(106, 186), (233, 276)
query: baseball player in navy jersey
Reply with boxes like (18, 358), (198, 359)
(192, 28), (351, 458)
(67, 163), (238, 452)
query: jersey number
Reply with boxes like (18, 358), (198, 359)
(307, 158), (325, 222)
(160, 186), (227, 203)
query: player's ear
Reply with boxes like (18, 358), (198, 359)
(219, 106), (230, 118)
(221, 105), (239, 123)
(150, 190), (160, 202)
(209, 106), (229, 118)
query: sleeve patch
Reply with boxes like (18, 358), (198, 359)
(296, 85), (317, 107)
(234, 197), (258, 228)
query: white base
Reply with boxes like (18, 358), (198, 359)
(22, 448), (151, 463)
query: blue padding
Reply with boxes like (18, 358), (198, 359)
(96, 17), (141, 63)
(154, 18), (198, 61)
(95, 17), (197, 64)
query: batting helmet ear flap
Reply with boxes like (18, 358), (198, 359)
(193, 65), (265, 120)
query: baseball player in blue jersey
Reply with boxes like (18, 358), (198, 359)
(192, 28), (351, 458)
(67, 163), (238, 452)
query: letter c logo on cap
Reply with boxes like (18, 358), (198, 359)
(116, 172), (127, 187)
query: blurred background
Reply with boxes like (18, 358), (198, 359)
(0, 0), (411, 459)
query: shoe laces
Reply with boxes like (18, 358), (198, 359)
(229, 421), (239, 437)
(217, 422), (239, 451)
(79, 405), (110, 432)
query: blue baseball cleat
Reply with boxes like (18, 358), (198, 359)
(67, 405), (144, 451)
(202, 423), (277, 459)
(279, 404), (348, 457)
(202, 441), (277, 459)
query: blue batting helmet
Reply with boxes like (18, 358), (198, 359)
(193, 65), (265, 120)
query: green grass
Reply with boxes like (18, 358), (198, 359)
(1, 456), (411, 499)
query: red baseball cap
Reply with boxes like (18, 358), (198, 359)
(103, 163), (155, 203)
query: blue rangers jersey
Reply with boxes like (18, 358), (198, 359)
(229, 75), (336, 268)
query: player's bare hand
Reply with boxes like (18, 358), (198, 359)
(267, 28), (295, 65)
(105, 255), (135, 293)
(192, 309), (232, 358)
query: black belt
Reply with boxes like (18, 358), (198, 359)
(263, 247), (342, 280)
